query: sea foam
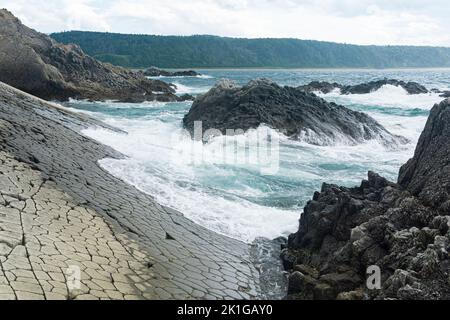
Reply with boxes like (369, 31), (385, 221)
(71, 71), (448, 243)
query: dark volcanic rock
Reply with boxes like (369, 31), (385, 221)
(297, 81), (342, 94)
(342, 79), (429, 95)
(283, 99), (450, 300)
(183, 78), (406, 146)
(299, 79), (429, 95)
(0, 9), (192, 103)
(431, 89), (450, 98)
(144, 67), (201, 77)
(398, 99), (450, 212)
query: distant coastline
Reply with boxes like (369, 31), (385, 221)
(137, 67), (450, 71)
(52, 31), (450, 69)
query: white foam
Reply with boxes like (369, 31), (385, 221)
(83, 120), (300, 243)
(196, 74), (214, 79)
(319, 84), (444, 110)
(81, 108), (420, 243)
(147, 74), (213, 79)
(173, 82), (210, 95)
(74, 79), (438, 244)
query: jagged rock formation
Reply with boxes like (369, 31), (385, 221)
(282, 99), (450, 300)
(183, 78), (406, 146)
(144, 67), (201, 77)
(398, 99), (450, 212)
(0, 9), (191, 103)
(299, 79), (429, 95)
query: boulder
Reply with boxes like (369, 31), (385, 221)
(0, 9), (192, 103)
(183, 78), (406, 146)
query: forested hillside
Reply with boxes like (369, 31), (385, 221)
(51, 31), (450, 69)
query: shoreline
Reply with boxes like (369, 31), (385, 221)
(0, 82), (285, 300)
(133, 67), (450, 72)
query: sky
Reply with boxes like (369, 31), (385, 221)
(2, 0), (450, 46)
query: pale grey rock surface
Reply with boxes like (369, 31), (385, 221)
(0, 81), (275, 300)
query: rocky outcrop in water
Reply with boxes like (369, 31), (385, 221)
(144, 67), (201, 77)
(431, 89), (450, 98)
(0, 9), (191, 103)
(282, 99), (450, 300)
(299, 79), (429, 95)
(183, 78), (406, 146)
(297, 81), (342, 94)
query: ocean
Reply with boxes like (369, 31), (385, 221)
(65, 68), (450, 243)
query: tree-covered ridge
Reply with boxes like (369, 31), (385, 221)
(51, 31), (450, 69)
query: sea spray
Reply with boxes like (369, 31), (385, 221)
(68, 69), (450, 242)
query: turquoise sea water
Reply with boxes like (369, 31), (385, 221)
(66, 69), (450, 242)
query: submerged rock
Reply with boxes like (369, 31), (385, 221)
(283, 99), (450, 300)
(144, 66), (201, 77)
(0, 9), (191, 103)
(183, 78), (406, 146)
(299, 79), (429, 95)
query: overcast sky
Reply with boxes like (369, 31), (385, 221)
(3, 0), (450, 46)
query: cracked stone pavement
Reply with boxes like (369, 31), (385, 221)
(0, 82), (268, 300)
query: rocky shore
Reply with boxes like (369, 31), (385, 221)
(144, 67), (201, 77)
(183, 78), (407, 146)
(282, 99), (450, 300)
(0, 10), (192, 103)
(298, 79), (430, 95)
(0, 81), (277, 300)
(1, 6), (448, 301)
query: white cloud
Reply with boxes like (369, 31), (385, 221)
(4, 0), (110, 32)
(2, 0), (450, 46)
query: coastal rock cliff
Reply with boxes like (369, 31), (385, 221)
(183, 78), (406, 146)
(283, 99), (450, 300)
(0, 10), (191, 103)
(398, 100), (450, 212)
